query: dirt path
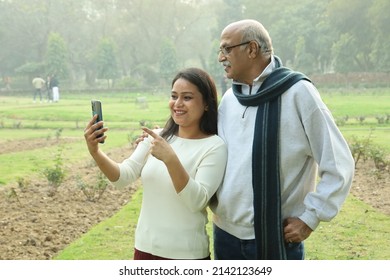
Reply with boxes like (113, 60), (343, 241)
(0, 137), (81, 155)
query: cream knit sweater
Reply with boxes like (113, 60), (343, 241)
(112, 133), (227, 259)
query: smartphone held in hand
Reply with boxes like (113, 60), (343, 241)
(91, 100), (105, 143)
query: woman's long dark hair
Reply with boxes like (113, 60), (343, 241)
(161, 67), (218, 140)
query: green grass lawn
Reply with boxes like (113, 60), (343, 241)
(0, 128), (130, 184)
(0, 93), (167, 185)
(321, 89), (390, 118)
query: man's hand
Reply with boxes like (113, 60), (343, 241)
(283, 217), (313, 243)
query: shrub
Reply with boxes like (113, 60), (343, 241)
(369, 146), (388, 171)
(42, 147), (66, 196)
(349, 134), (372, 167)
(6, 188), (22, 206)
(16, 177), (30, 193)
(349, 131), (389, 172)
(77, 172), (109, 202)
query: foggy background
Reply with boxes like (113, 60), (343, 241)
(0, 0), (389, 91)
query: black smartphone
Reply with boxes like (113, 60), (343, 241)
(91, 100), (104, 143)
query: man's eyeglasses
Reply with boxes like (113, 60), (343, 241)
(218, 41), (251, 56)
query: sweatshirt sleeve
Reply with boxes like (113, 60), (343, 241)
(177, 140), (227, 213)
(299, 101), (355, 230)
(111, 138), (151, 188)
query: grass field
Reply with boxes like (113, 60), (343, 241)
(0, 92), (169, 185)
(1, 88), (389, 260)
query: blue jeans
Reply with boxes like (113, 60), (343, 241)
(213, 224), (304, 260)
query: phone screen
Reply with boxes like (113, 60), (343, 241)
(91, 100), (104, 143)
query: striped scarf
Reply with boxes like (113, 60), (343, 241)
(232, 56), (310, 259)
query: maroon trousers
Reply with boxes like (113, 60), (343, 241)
(134, 248), (211, 260)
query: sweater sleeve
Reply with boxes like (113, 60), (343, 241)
(299, 97), (355, 230)
(177, 140), (227, 213)
(110, 138), (151, 188)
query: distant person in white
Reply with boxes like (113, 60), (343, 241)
(49, 74), (60, 102)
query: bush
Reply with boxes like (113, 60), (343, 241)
(77, 172), (109, 202)
(349, 132), (389, 171)
(42, 147), (66, 196)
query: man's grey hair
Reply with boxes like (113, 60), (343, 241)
(241, 22), (273, 56)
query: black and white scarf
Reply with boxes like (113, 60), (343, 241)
(232, 56), (311, 259)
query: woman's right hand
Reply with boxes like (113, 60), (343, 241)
(84, 115), (108, 155)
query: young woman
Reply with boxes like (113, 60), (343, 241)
(84, 68), (227, 260)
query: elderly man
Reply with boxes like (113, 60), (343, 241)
(210, 19), (354, 260)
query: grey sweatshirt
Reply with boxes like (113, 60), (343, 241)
(210, 57), (355, 239)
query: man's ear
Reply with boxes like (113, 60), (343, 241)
(248, 41), (259, 58)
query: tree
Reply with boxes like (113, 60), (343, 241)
(0, 0), (48, 79)
(331, 33), (357, 73)
(95, 38), (118, 88)
(294, 36), (316, 74)
(327, 0), (374, 72)
(369, 0), (390, 72)
(159, 38), (178, 84)
(242, 0), (332, 73)
(207, 39), (227, 93)
(1, 0), (390, 90)
(46, 32), (69, 79)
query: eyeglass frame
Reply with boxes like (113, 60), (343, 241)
(218, 41), (251, 56)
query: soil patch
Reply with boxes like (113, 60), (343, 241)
(351, 160), (390, 215)
(0, 137), (80, 155)
(0, 144), (137, 260)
